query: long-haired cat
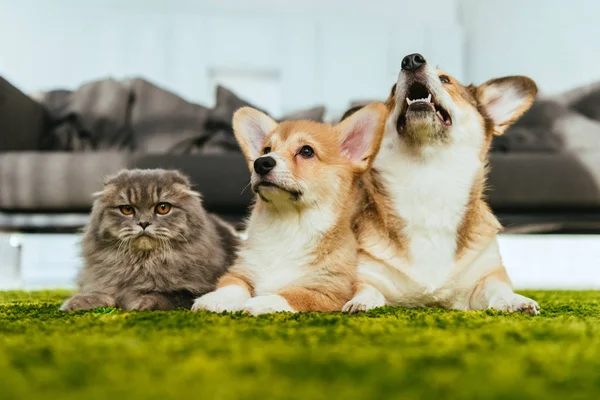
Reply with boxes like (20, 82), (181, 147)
(61, 169), (238, 311)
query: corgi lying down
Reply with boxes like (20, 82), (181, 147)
(192, 103), (387, 315)
(344, 53), (540, 314)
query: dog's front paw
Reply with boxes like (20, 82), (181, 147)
(60, 293), (116, 312)
(242, 295), (295, 316)
(191, 286), (250, 313)
(490, 293), (540, 315)
(342, 290), (385, 313)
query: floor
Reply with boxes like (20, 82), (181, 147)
(1, 233), (599, 290)
(1, 290), (599, 400)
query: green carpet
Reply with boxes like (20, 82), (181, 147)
(1, 290), (599, 400)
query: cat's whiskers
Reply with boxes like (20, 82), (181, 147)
(172, 231), (189, 245)
(106, 238), (124, 264)
(158, 237), (171, 262)
(116, 237), (130, 260)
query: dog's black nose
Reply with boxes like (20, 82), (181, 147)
(138, 221), (151, 229)
(254, 156), (276, 176)
(401, 53), (426, 72)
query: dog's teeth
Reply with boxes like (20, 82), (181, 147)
(407, 95), (433, 106)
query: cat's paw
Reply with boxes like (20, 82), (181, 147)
(342, 290), (386, 313)
(489, 293), (540, 315)
(191, 286), (250, 313)
(60, 293), (116, 312)
(126, 295), (162, 311)
(242, 295), (296, 316)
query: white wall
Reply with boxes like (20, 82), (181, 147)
(460, 0), (600, 95)
(3, 1), (598, 113)
(0, 0), (464, 117)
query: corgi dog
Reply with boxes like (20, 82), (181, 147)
(343, 53), (540, 314)
(192, 103), (387, 315)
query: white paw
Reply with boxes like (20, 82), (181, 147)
(242, 295), (295, 316)
(342, 290), (386, 313)
(489, 293), (540, 315)
(191, 286), (251, 313)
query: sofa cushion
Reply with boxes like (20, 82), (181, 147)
(493, 99), (600, 153)
(0, 152), (129, 211)
(33, 79), (134, 151)
(0, 77), (49, 151)
(211, 85), (325, 123)
(127, 79), (211, 154)
(488, 152), (600, 209)
(173, 85), (326, 154)
(570, 89), (600, 122)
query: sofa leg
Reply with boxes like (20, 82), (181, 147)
(0, 234), (23, 289)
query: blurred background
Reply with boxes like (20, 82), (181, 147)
(1, 0), (599, 290)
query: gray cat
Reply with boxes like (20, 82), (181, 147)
(61, 169), (238, 311)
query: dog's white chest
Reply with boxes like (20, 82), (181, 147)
(242, 214), (322, 295)
(375, 145), (481, 290)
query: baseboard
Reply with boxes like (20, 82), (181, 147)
(1, 233), (598, 290)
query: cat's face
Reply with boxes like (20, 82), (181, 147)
(91, 169), (203, 251)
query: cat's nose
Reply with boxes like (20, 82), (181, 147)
(138, 221), (151, 230)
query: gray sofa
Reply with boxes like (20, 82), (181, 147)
(1, 76), (600, 233)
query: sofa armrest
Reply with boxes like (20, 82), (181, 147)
(0, 77), (49, 151)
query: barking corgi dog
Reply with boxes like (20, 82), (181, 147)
(344, 53), (540, 314)
(192, 103), (387, 315)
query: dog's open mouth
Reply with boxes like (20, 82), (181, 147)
(397, 82), (452, 132)
(253, 181), (301, 201)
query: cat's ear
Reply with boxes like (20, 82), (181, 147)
(186, 189), (202, 198)
(168, 170), (192, 188)
(92, 172), (122, 199)
(102, 170), (129, 186)
(335, 101), (387, 173)
(166, 170), (201, 198)
(232, 107), (277, 163)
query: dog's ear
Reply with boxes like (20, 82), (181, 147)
(340, 105), (364, 122)
(233, 107), (278, 162)
(335, 102), (388, 173)
(476, 76), (537, 135)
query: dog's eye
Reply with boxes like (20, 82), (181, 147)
(119, 205), (134, 215)
(263, 147), (271, 155)
(299, 145), (315, 159)
(155, 202), (172, 215)
(439, 75), (451, 84)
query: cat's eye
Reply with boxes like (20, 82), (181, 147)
(119, 205), (134, 215)
(299, 145), (314, 159)
(155, 202), (172, 215)
(263, 146), (271, 155)
(439, 75), (451, 84)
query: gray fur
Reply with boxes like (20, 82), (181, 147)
(61, 169), (238, 311)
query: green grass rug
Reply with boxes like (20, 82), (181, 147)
(1, 290), (599, 400)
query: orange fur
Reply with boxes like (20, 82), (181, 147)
(194, 103), (388, 314)
(361, 70), (536, 264)
(344, 60), (539, 313)
(216, 271), (254, 295)
(279, 287), (347, 312)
